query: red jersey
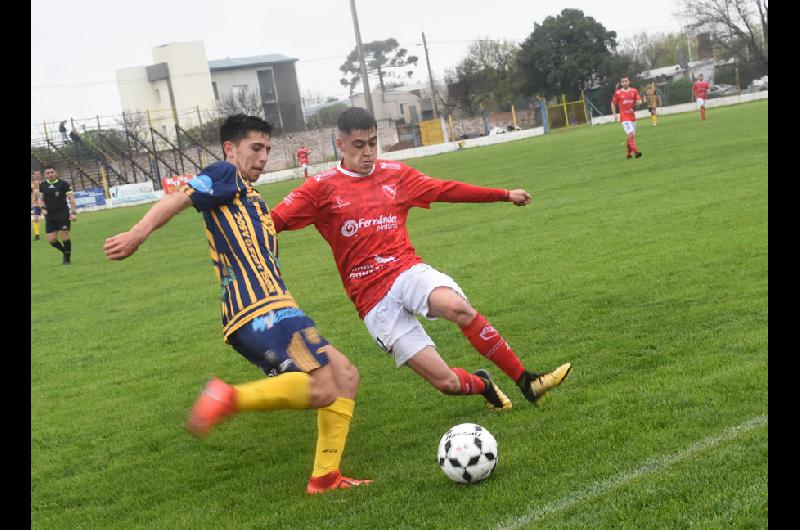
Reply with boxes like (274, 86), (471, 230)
(612, 88), (640, 122)
(271, 160), (509, 317)
(296, 147), (310, 165)
(693, 80), (710, 99)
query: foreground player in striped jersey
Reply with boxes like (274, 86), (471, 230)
(271, 107), (571, 411)
(103, 114), (371, 494)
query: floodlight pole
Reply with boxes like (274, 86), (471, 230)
(350, 0), (374, 116)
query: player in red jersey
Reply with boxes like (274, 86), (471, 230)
(611, 76), (643, 159)
(270, 107), (572, 411)
(693, 73), (711, 121)
(297, 145), (310, 178)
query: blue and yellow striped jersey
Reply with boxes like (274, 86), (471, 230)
(180, 161), (297, 340)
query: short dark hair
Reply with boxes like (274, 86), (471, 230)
(43, 163), (55, 171)
(220, 114), (273, 150)
(337, 107), (377, 134)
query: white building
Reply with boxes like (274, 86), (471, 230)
(116, 41), (216, 135)
(351, 83), (434, 124)
(208, 54), (305, 133)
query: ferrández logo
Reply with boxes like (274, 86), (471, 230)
(340, 214), (398, 237)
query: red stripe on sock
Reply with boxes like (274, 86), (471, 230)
(460, 313), (525, 381)
(451, 368), (486, 395)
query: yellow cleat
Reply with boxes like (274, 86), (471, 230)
(517, 363), (572, 404)
(473, 369), (512, 411)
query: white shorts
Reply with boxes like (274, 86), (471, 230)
(363, 263), (467, 367)
(696, 98), (705, 107)
(621, 121), (636, 135)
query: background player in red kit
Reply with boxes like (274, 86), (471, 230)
(271, 107), (571, 411)
(297, 145), (310, 178)
(611, 76), (643, 159)
(693, 73), (711, 121)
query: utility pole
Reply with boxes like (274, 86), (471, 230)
(350, 0), (374, 115)
(422, 32), (439, 119)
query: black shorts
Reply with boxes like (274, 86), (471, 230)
(45, 213), (71, 233)
(648, 107), (657, 115)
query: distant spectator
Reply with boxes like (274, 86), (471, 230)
(69, 128), (81, 144)
(58, 121), (69, 143)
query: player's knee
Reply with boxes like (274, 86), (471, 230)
(448, 298), (476, 326)
(431, 288), (475, 323)
(338, 359), (360, 395)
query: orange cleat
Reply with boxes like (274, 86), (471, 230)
(185, 378), (237, 438)
(306, 470), (373, 494)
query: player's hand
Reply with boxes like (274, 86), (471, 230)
(104, 230), (145, 260)
(508, 189), (532, 206)
(41, 208), (47, 216)
(69, 213), (77, 221)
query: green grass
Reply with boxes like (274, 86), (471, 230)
(31, 101), (768, 529)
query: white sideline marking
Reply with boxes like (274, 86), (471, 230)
(497, 415), (768, 530)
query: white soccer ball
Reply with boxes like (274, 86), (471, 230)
(437, 423), (498, 484)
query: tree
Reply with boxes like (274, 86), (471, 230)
(515, 9), (619, 100)
(306, 102), (349, 129)
(217, 87), (265, 118)
(444, 39), (520, 116)
(680, 0), (767, 73)
(339, 38), (419, 98)
(621, 32), (698, 69)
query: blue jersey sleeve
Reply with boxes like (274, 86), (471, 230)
(181, 161), (240, 211)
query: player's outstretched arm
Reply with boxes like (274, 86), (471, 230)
(104, 191), (192, 260)
(507, 189), (532, 206)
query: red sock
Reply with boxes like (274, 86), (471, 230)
(628, 136), (638, 153)
(451, 368), (486, 395)
(701, 108), (706, 120)
(460, 313), (526, 381)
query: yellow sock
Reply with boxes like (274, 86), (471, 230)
(234, 372), (311, 411)
(652, 115), (657, 125)
(33, 221), (40, 236)
(312, 397), (355, 477)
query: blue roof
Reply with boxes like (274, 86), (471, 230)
(209, 54), (298, 70)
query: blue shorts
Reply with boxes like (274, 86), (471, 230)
(31, 206), (41, 216)
(228, 308), (330, 376)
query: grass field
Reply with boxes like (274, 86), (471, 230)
(31, 100), (768, 529)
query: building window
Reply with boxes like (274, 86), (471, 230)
(212, 81), (219, 100)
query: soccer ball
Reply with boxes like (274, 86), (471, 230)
(437, 423), (498, 484)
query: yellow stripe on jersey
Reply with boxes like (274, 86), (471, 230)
(223, 296), (297, 340)
(205, 228), (220, 266)
(218, 204), (272, 296)
(210, 210), (258, 303)
(287, 331), (319, 372)
(233, 195), (282, 296)
(220, 253), (243, 311)
(252, 199), (280, 271)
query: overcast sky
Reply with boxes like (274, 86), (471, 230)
(31, 0), (688, 126)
